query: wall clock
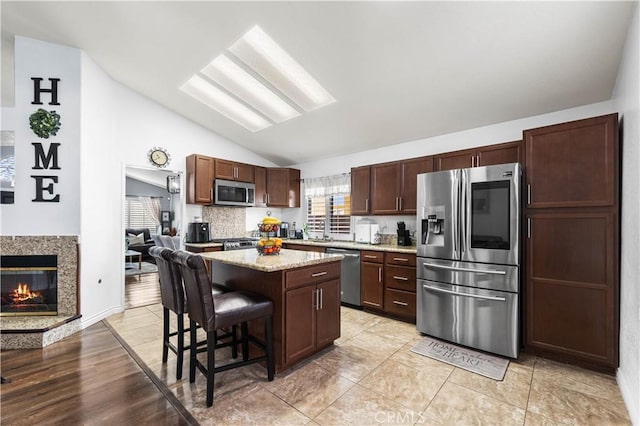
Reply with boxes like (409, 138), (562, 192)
(148, 147), (171, 168)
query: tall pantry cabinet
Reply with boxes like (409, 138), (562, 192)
(523, 113), (619, 371)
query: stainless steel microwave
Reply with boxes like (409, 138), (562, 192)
(214, 179), (255, 207)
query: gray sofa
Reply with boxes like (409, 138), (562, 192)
(125, 228), (156, 262)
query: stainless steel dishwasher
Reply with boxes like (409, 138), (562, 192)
(326, 248), (361, 307)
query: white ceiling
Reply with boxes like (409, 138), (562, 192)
(1, 1), (636, 166)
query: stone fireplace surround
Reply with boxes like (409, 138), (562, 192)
(0, 236), (81, 349)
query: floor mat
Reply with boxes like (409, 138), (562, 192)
(410, 336), (509, 380)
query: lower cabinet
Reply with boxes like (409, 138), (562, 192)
(285, 279), (340, 365)
(383, 253), (416, 321)
(360, 251), (384, 309)
(282, 243), (325, 253)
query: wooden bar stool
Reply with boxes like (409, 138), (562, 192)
(170, 250), (275, 407)
(149, 246), (236, 380)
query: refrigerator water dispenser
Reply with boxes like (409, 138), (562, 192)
(422, 206), (445, 246)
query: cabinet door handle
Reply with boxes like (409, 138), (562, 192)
(527, 218), (531, 239)
(364, 255), (378, 259)
(314, 288), (319, 310)
(263, 194), (266, 203)
(393, 275), (409, 281)
(210, 188), (213, 201)
(471, 155), (475, 167)
(365, 198), (369, 212)
(476, 154), (480, 167)
(378, 267), (382, 282)
(392, 257), (408, 262)
(399, 197), (403, 211)
(267, 193), (270, 204)
(320, 288), (323, 310)
(527, 184), (531, 205)
(393, 300), (408, 306)
(312, 271), (327, 277)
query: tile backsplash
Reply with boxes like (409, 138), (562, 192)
(202, 206), (245, 239)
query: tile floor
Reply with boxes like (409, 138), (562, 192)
(106, 305), (631, 425)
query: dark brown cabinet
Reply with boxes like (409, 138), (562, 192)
(214, 159), (254, 183)
(436, 140), (522, 171)
(186, 154), (215, 204)
(360, 251), (384, 309)
(254, 166), (267, 207)
(523, 113), (619, 371)
(370, 157), (433, 215)
(282, 243), (325, 253)
(266, 168), (300, 208)
(383, 253), (416, 321)
(350, 166), (371, 215)
(284, 267), (340, 366)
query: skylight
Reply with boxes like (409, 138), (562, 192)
(180, 25), (335, 132)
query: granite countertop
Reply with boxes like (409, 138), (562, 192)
(282, 238), (417, 254)
(184, 242), (224, 248)
(199, 248), (344, 272)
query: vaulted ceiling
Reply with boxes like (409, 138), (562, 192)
(1, 1), (636, 166)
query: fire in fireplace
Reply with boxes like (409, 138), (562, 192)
(1, 255), (57, 316)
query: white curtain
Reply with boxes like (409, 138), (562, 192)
(141, 197), (161, 224)
(304, 173), (350, 197)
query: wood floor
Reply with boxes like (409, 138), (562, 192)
(125, 271), (161, 309)
(0, 321), (193, 425)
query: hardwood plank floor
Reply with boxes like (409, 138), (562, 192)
(125, 272), (161, 310)
(0, 321), (192, 425)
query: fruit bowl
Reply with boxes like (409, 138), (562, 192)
(256, 243), (281, 256)
(256, 238), (282, 255)
(258, 223), (279, 233)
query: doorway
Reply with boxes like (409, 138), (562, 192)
(123, 165), (183, 309)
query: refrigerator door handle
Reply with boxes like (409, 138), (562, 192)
(422, 262), (507, 275)
(452, 171), (459, 259)
(422, 284), (507, 302)
(459, 169), (468, 257)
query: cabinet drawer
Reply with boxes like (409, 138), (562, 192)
(384, 252), (416, 267)
(384, 288), (416, 318)
(385, 265), (416, 292)
(361, 251), (384, 263)
(286, 262), (340, 290)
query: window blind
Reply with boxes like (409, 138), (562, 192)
(124, 197), (159, 235)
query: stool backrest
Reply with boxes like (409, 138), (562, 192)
(149, 246), (185, 314)
(170, 250), (214, 330)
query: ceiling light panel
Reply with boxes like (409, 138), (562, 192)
(229, 25), (336, 112)
(201, 55), (300, 123)
(180, 75), (271, 132)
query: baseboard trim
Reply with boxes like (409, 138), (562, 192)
(80, 306), (123, 329)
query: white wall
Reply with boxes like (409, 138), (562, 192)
(79, 52), (122, 327)
(613, 3), (640, 424)
(1, 36), (81, 235)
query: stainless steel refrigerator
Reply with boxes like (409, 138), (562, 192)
(416, 163), (521, 358)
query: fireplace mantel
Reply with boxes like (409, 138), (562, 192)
(0, 236), (81, 349)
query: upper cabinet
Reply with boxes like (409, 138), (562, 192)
(524, 116), (617, 209)
(266, 168), (300, 208)
(370, 157), (433, 215)
(215, 159), (254, 183)
(254, 166), (267, 207)
(436, 140), (522, 171)
(186, 155), (299, 207)
(350, 166), (371, 215)
(186, 154), (215, 205)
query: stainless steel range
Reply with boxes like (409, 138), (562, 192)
(416, 163), (521, 358)
(211, 237), (259, 251)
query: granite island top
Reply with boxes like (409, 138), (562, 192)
(199, 248), (344, 272)
(183, 242), (224, 249)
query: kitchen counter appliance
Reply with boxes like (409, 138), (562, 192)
(186, 222), (211, 243)
(416, 163), (521, 358)
(326, 247), (361, 307)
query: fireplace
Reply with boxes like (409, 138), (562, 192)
(1, 255), (58, 316)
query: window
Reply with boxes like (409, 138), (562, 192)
(124, 197), (160, 235)
(305, 174), (351, 236)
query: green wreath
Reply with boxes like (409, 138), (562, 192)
(29, 108), (62, 139)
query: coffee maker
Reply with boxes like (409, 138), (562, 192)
(279, 222), (289, 238)
(397, 221), (412, 246)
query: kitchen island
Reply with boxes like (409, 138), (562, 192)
(199, 249), (344, 373)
